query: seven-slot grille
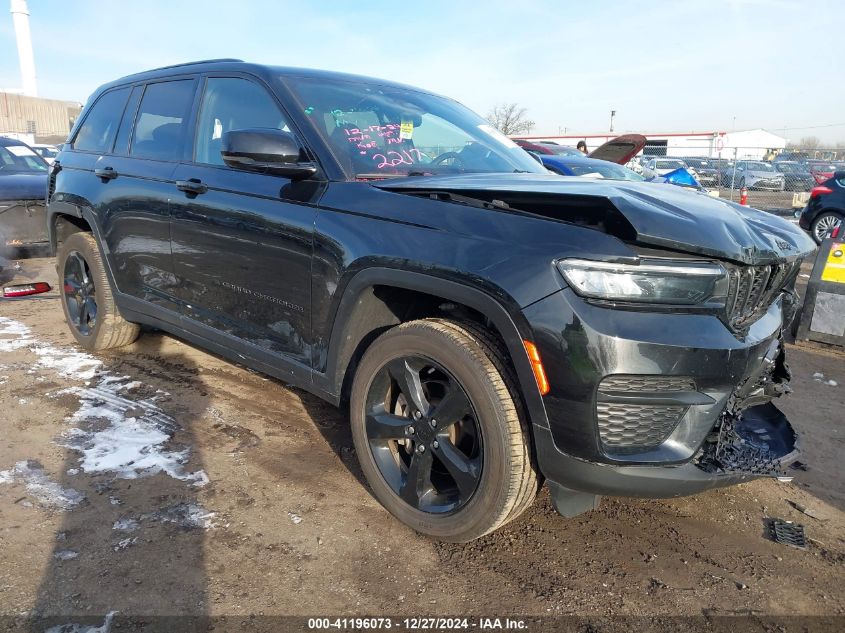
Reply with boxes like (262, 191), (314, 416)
(726, 262), (796, 331)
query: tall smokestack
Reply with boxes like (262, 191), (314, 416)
(10, 0), (37, 97)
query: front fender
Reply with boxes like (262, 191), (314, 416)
(316, 266), (551, 432)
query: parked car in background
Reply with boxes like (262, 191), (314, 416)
(514, 139), (555, 154)
(536, 142), (584, 157)
(643, 157), (693, 178)
(31, 144), (60, 164)
(807, 161), (837, 184)
(773, 161), (815, 192)
(0, 136), (49, 252)
(721, 161), (785, 191)
(679, 157), (720, 187)
(540, 155), (645, 181)
(799, 172), (845, 243)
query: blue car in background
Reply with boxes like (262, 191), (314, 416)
(540, 154), (645, 181)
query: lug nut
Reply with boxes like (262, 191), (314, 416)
(417, 444), (426, 453)
(407, 426), (415, 435)
(432, 440), (439, 449)
(413, 411), (422, 420)
(430, 419), (437, 428)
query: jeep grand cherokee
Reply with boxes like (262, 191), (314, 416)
(46, 60), (815, 542)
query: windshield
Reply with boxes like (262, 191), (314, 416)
(775, 163), (807, 174)
(565, 160), (644, 181)
(283, 76), (546, 178)
(0, 144), (48, 173)
(744, 162), (774, 171)
(544, 145), (583, 157)
(655, 160), (686, 170)
(34, 147), (58, 159)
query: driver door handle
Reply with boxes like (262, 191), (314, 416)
(176, 178), (208, 195)
(94, 167), (118, 180)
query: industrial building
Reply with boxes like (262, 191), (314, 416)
(0, 91), (82, 145)
(0, 0), (82, 145)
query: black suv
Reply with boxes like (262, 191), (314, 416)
(47, 60), (815, 542)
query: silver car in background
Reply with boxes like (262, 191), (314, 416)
(723, 160), (785, 191)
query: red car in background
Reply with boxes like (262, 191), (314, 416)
(808, 161), (837, 184)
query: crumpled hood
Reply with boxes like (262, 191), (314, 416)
(375, 173), (816, 265)
(0, 172), (47, 202)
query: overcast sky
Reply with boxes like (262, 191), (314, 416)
(2, 0), (843, 143)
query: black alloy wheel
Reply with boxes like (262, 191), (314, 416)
(364, 355), (482, 514)
(63, 250), (98, 336)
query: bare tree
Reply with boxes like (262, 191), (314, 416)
(786, 135), (822, 150)
(486, 103), (535, 136)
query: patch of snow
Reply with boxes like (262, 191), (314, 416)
(60, 380), (208, 485)
(0, 317), (102, 378)
(827, 380), (837, 387)
(813, 372), (825, 380)
(288, 512), (303, 525)
(18, 397), (28, 405)
(53, 549), (79, 561)
(66, 468), (79, 476)
(0, 461), (85, 510)
(112, 518), (139, 532)
(0, 317), (208, 488)
(45, 612), (116, 633)
(113, 537), (137, 552)
(150, 503), (216, 530)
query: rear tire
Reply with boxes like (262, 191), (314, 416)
(350, 318), (539, 542)
(57, 232), (140, 351)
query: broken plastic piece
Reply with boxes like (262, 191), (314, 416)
(771, 520), (807, 550)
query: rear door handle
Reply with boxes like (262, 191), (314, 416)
(176, 178), (208, 195)
(94, 167), (118, 180)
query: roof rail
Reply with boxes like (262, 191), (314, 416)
(144, 58), (244, 73)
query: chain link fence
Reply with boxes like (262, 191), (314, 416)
(629, 147), (845, 214)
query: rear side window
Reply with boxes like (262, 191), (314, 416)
(73, 87), (130, 153)
(194, 77), (290, 166)
(131, 80), (196, 161)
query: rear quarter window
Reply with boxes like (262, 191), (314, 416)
(73, 87), (131, 153)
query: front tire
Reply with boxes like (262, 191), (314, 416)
(57, 232), (140, 351)
(350, 319), (539, 542)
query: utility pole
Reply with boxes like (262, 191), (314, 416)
(609, 110), (616, 133)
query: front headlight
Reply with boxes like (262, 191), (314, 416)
(557, 258), (729, 306)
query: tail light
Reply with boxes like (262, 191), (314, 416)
(813, 172), (833, 184)
(810, 185), (833, 198)
(2, 282), (52, 297)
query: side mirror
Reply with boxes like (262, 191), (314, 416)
(221, 128), (317, 180)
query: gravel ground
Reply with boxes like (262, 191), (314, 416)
(0, 258), (843, 632)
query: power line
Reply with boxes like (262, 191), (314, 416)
(779, 122), (845, 131)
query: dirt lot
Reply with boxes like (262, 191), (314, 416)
(0, 258), (843, 632)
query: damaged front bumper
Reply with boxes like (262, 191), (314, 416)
(696, 340), (799, 477)
(524, 287), (801, 517)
